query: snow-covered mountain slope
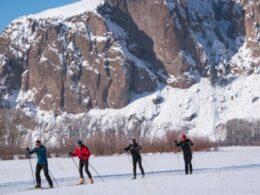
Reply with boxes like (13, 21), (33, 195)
(25, 74), (259, 144)
(88, 75), (260, 141)
(0, 0), (259, 144)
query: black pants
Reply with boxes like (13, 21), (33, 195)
(184, 153), (193, 174)
(35, 163), (53, 186)
(79, 160), (92, 179)
(132, 156), (145, 177)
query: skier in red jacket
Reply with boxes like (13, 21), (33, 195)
(69, 140), (94, 184)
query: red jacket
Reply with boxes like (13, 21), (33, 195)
(72, 145), (91, 161)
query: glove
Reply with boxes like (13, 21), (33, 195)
(79, 154), (87, 158)
(175, 141), (178, 144)
(26, 148), (30, 155)
(68, 152), (73, 156)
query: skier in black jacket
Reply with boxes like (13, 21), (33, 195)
(125, 139), (145, 179)
(175, 134), (194, 175)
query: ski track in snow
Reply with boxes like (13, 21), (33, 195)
(1, 163), (260, 194)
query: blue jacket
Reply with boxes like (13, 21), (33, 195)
(28, 145), (48, 165)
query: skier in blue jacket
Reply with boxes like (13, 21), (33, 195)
(26, 140), (53, 188)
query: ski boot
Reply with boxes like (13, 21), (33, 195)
(78, 178), (84, 185)
(34, 184), (41, 189)
(49, 184), (54, 188)
(142, 174), (145, 178)
(89, 178), (94, 184)
(132, 176), (136, 180)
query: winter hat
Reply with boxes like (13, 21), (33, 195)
(35, 140), (41, 145)
(77, 140), (83, 145)
(182, 134), (187, 140)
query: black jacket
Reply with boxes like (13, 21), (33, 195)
(125, 143), (142, 158)
(175, 139), (194, 155)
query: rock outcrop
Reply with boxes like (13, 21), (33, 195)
(0, 0), (259, 142)
(0, 10), (158, 113)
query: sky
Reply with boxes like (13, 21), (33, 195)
(0, 0), (79, 32)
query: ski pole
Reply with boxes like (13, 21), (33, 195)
(48, 169), (59, 187)
(37, 154), (59, 187)
(192, 152), (196, 172)
(176, 150), (181, 170)
(175, 144), (181, 169)
(126, 152), (132, 165)
(28, 155), (36, 186)
(175, 142), (181, 170)
(49, 170), (60, 187)
(142, 157), (154, 173)
(72, 157), (104, 182)
(71, 157), (79, 169)
(89, 163), (105, 182)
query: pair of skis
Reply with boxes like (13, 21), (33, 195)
(20, 181), (94, 192)
(19, 187), (53, 192)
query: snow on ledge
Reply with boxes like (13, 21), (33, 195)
(28, 0), (105, 20)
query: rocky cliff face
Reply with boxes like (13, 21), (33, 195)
(241, 0), (260, 62)
(0, 11), (157, 113)
(108, 0), (255, 85)
(0, 0), (259, 142)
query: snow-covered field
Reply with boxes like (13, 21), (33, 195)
(0, 147), (260, 195)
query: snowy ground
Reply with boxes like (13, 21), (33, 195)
(0, 147), (260, 195)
